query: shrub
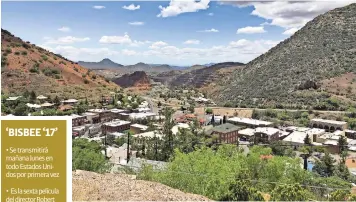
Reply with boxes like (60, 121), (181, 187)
(84, 79), (89, 84)
(82, 74), (86, 78)
(74, 67), (79, 72)
(91, 75), (97, 80)
(59, 61), (66, 65)
(21, 51), (27, 55)
(5, 48), (12, 54)
(14, 51), (20, 55)
(53, 56), (57, 60)
(42, 68), (60, 77)
(29, 64), (40, 73)
(41, 55), (48, 61)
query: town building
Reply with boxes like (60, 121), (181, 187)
(129, 112), (156, 120)
(310, 118), (347, 132)
(237, 128), (255, 142)
(82, 112), (100, 124)
(61, 99), (78, 105)
(110, 108), (129, 119)
(254, 127), (280, 143)
(206, 123), (242, 144)
(102, 119), (131, 133)
(88, 124), (101, 136)
(88, 109), (112, 123)
(73, 125), (86, 136)
(71, 114), (86, 127)
(345, 130), (356, 139)
(227, 117), (273, 128)
(130, 124), (149, 134)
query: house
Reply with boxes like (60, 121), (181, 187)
(88, 124), (101, 136)
(72, 125), (86, 136)
(130, 124), (149, 134)
(37, 95), (48, 101)
(310, 118), (348, 132)
(254, 127), (280, 144)
(346, 130), (356, 139)
(61, 99), (78, 105)
(129, 112), (156, 120)
(88, 109), (112, 122)
(71, 114), (86, 127)
(172, 123), (190, 135)
(282, 131), (309, 146)
(41, 102), (54, 108)
(110, 108), (129, 119)
(26, 103), (41, 110)
(6, 96), (22, 101)
(206, 123), (242, 144)
(238, 128), (255, 142)
(227, 117), (273, 128)
(82, 112), (100, 124)
(102, 119), (131, 133)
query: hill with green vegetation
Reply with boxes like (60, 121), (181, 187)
(210, 3), (356, 111)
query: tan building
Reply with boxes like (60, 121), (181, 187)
(310, 118), (347, 132)
(102, 119), (131, 133)
(130, 124), (149, 134)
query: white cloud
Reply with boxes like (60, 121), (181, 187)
(43, 36), (90, 45)
(282, 27), (299, 35)
(58, 26), (71, 32)
(122, 49), (138, 56)
(157, 0), (210, 17)
(122, 4), (140, 10)
(208, 12), (214, 16)
(183, 40), (200, 45)
(237, 26), (266, 34)
(99, 34), (132, 44)
(142, 38), (280, 63)
(149, 41), (168, 49)
(129, 21), (144, 26)
(99, 33), (149, 47)
(223, 1), (356, 29)
(93, 5), (105, 9)
(198, 28), (219, 33)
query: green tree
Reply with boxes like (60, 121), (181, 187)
(14, 103), (28, 116)
(131, 102), (139, 109)
(30, 91), (36, 102)
(53, 96), (60, 106)
(312, 152), (335, 177)
(329, 190), (351, 201)
(338, 135), (348, 154)
(161, 107), (175, 161)
(270, 184), (312, 201)
(304, 134), (311, 145)
(205, 108), (213, 114)
(221, 179), (264, 201)
(72, 139), (109, 173)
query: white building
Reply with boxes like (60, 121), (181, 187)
(227, 117), (273, 128)
(172, 123), (190, 135)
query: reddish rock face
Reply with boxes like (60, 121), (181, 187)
(113, 71), (151, 88)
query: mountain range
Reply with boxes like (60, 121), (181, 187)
(208, 3), (356, 110)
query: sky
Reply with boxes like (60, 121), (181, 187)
(2, 0), (355, 66)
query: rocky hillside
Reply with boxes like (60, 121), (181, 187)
(113, 71), (151, 89)
(152, 62), (244, 88)
(72, 170), (211, 201)
(1, 29), (119, 101)
(211, 3), (356, 109)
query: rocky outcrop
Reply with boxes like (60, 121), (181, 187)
(113, 71), (151, 88)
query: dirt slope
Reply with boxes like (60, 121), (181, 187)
(1, 29), (119, 101)
(72, 170), (212, 201)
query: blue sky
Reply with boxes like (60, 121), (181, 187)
(2, 1), (354, 66)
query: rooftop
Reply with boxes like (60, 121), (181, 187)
(131, 124), (149, 130)
(26, 103), (41, 108)
(227, 117), (273, 126)
(88, 109), (107, 113)
(311, 118), (347, 125)
(210, 123), (242, 134)
(111, 108), (127, 113)
(129, 112), (156, 119)
(283, 131), (308, 144)
(103, 119), (131, 127)
(238, 128), (255, 136)
(255, 127), (280, 136)
(71, 114), (84, 119)
(108, 132), (126, 138)
(62, 99), (78, 103)
(6, 96), (22, 101)
(37, 95), (48, 99)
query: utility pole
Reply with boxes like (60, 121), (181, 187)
(126, 131), (130, 164)
(104, 130), (107, 158)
